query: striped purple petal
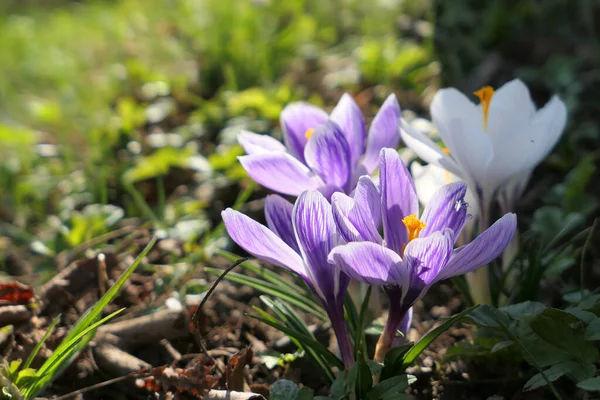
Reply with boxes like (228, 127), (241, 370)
(330, 93), (366, 167)
(380, 148), (419, 254)
(404, 229), (454, 288)
(280, 103), (328, 163)
(304, 120), (352, 191)
(293, 191), (349, 304)
(238, 130), (286, 155)
(328, 241), (409, 288)
(265, 195), (299, 254)
(239, 152), (323, 196)
(436, 213), (517, 282)
(420, 182), (469, 239)
(222, 209), (307, 280)
(362, 94), (402, 173)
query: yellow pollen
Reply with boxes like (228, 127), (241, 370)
(473, 86), (495, 130)
(304, 128), (315, 140)
(402, 214), (426, 242)
(442, 147), (451, 155)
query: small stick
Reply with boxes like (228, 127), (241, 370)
(192, 257), (247, 329)
(205, 390), (265, 400)
(160, 339), (182, 361)
(51, 375), (132, 400)
(97, 253), (108, 296)
(190, 257), (246, 375)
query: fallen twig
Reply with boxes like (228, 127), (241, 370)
(205, 390), (265, 400)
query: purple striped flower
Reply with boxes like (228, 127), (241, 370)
(328, 148), (517, 361)
(238, 93), (401, 197)
(222, 191), (354, 369)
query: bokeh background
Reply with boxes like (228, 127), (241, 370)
(0, 0), (598, 308)
(1, 1), (599, 398)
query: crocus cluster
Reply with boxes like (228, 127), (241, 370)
(222, 91), (530, 369)
(237, 93), (401, 198)
(401, 79), (567, 303)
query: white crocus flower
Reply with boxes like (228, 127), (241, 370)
(401, 79), (567, 303)
(401, 78), (567, 224)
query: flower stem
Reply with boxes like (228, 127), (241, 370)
(328, 306), (354, 370)
(374, 301), (407, 363)
(466, 196), (493, 304)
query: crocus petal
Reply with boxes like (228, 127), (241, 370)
(353, 176), (382, 233)
(239, 153), (323, 196)
(404, 229), (454, 287)
(222, 209), (306, 279)
(497, 170), (531, 214)
(362, 94), (401, 173)
(330, 93), (366, 167)
(420, 182), (468, 238)
(525, 96), (568, 169)
(238, 130), (286, 155)
(331, 193), (362, 243)
(436, 213), (517, 282)
(411, 162), (454, 206)
(280, 103), (329, 163)
(304, 120), (352, 191)
(328, 242), (408, 288)
(400, 122), (465, 178)
(430, 89), (494, 187)
(331, 191), (383, 244)
(294, 191), (349, 303)
(380, 148), (418, 254)
(265, 195), (299, 253)
(399, 307), (413, 338)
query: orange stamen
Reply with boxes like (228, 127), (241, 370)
(473, 86), (495, 130)
(402, 214), (426, 243)
(304, 128), (315, 140)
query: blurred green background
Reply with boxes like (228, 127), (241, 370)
(0, 0), (597, 282)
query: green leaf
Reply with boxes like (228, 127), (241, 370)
(530, 314), (598, 365)
(491, 340), (514, 353)
(519, 317), (572, 368)
(379, 344), (413, 381)
(330, 372), (347, 400)
(577, 377), (600, 391)
(501, 301), (546, 320)
(367, 374), (416, 400)
(355, 286), (373, 357)
(585, 318), (600, 340)
(15, 368), (37, 388)
(467, 304), (509, 328)
(402, 305), (479, 369)
(565, 308), (597, 324)
(349, 353), (372, 399)
(524, 361), (595, 391)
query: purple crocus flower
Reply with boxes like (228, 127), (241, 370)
(238, 93), (401, 197)
(222, 191), (354, 369)
(328, 148), (517, 361)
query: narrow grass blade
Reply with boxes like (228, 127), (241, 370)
(205, 267), (327, 320)
(248, 312), (343, 370)
(24, 237), (156, 397)
(22, 315), (61, 370)
(402, 305), (479, 369)
(216, 250), (308, 295)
